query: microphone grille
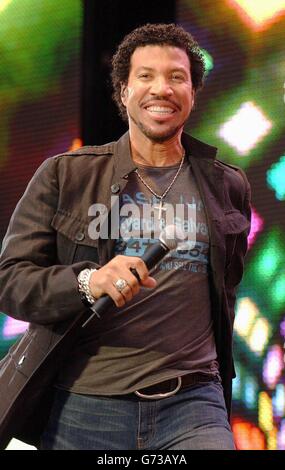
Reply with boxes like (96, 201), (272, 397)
(159, 224), (186, 250)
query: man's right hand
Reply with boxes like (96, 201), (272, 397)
(89, 255), (157, 307)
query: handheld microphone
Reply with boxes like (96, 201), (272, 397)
(81, 225), (185, 327)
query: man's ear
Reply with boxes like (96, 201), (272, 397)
(191, 91), (196, 109)
(120, 84), (128, 106)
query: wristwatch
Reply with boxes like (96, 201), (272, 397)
(77, 268), (98, 306)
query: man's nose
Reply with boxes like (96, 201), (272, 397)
(150, 77), (173, 96)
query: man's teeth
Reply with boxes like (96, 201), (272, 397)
(146, 106), (174, 114)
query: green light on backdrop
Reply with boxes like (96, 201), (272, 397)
(257, 246), (282, 280)
(270, 274), (285, 308)
(244, 377), (258, 410)
(232, 361), (259, 411)
(233, 361), (242, 400)
(200, 48), (214, 76)
(242, 228), (285, 318)
(267, 155), (285, 201)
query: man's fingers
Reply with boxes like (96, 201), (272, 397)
(107, 284), (126, 308)
(141, 276), (157, 289)
(128, 258), (149, 282)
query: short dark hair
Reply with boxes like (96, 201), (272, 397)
(111, 23), (205, 121)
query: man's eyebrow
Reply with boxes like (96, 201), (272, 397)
(135, 66), (188, 73)
(135, 67), (154, 71)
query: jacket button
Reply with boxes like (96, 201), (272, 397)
(111, 183), (120, 194)
(75, 232), (85, 241)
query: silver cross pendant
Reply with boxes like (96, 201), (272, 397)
(154, 199), (167, 220)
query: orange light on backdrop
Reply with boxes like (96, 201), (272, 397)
(69, 137), (83, 151)
(232, 419), (266, 450)
(228, 0), (285, 31)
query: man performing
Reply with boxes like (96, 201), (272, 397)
(0, 23), (251, 450)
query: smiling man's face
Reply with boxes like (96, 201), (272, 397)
(121, 45), (195, 143)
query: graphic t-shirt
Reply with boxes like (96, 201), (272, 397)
(55, 159), (219, 394)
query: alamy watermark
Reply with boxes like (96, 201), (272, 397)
(87, 196), (198, 247)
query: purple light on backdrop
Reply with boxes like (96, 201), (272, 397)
(248, 206), (264, 249)
(280, 318), (285, 338)
(262, 344), (284, 389)
(3, 316), (29, 339)
(278, 419), (285, 450)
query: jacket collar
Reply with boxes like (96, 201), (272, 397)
(113, 130), (218, 182)
(182, 132), (218, 161)
(113, 132), (136, 181)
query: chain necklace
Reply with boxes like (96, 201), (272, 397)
(134, 150), (185, 220)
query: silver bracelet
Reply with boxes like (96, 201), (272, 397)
(77, 268), (98, 305)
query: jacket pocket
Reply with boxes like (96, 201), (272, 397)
(51, 209), (99, 264)
(223, 209), (250, 235)
(223, 210), (250, 270)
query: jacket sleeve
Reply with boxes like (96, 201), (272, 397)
(0, 157), (100, 325)
(225, 169), (252, 312)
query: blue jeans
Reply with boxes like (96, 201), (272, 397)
(40, 381), (235, 450)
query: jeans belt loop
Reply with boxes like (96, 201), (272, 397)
(134, 376), (182, 400)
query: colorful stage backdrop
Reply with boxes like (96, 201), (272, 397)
(0, 0), (285, 450)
